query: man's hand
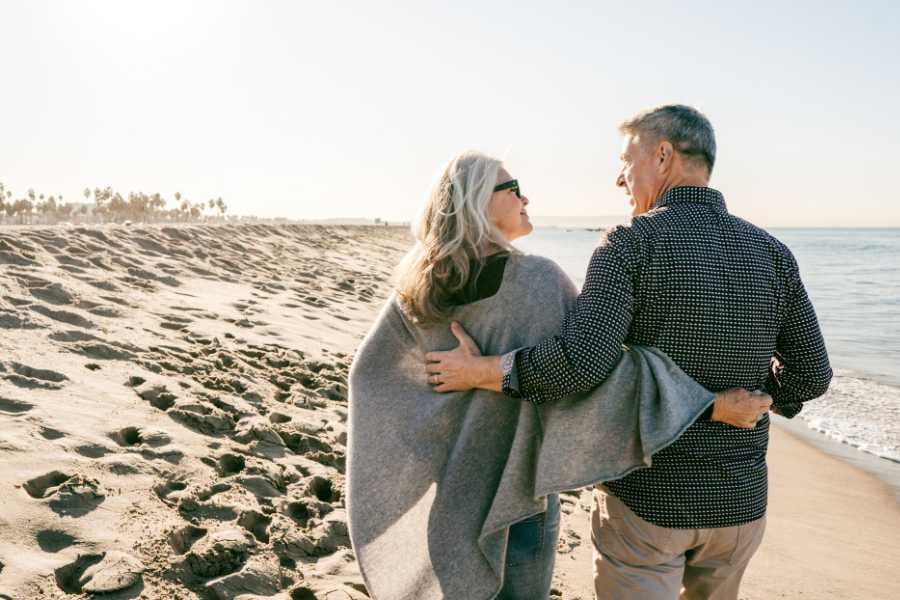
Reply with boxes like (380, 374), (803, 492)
(711, 388), (773, 429)
(424, 322), (502, 393)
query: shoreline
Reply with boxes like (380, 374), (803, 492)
(741, 423), (900, 599)
(552, 422), (900, 600)
(777, 414), (900, 504)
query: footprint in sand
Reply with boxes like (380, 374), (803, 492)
(174, 529), (256, 587)
(70, 341), (138, 361)
(196, 481), (232, 502)
(29, 304), (95, 329)
(0, 307), (41, 330)
(5, 362), (68, 389)
(49, 329), (97, 343)
(84, 278), (118, 291)
(126, 375), (146, 387)
(237, 510), (272, 543)
(135, 384), (177, 411)
(168, 402), (235, 436)
(54, 551), (144, 594)
(268, 411), (292, 424)
(84, 304), (122, 318)
(38, 426), (66, 440)
(3, 374), (64, 390)
(74, 443), (113, 459)
(99, 294), (131, 307)
(22, 471), (106, 516)
(158, 313), (194, 331)
(36, 529), (78, 553)
(28, 282), (76, 305)
(167, 524), (208, 554)
(304, 475), (342, 504)
(302, 295), (328, 308)
(110, 426), (144, 447)
(0, 396), (33, 414)
(154, 478), (190, 506)
(213, 452), (246, 477)
(289, 587), (320, 600)
(55, 254), (92, 269)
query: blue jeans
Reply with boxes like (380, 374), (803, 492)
(498, 494), (561, 600)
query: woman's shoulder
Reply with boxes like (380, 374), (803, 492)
(509, 253), (570, 281)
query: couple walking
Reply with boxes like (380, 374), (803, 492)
(346, 105), (832, 599)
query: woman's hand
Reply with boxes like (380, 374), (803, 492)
(424, 322), (502, 392)
(711, 388), (773, 428)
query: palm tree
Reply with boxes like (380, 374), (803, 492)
(13, 198), (33, 224)
(215, 197), (227, 217)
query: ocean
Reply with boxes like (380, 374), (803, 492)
(517, 227), (900, 468)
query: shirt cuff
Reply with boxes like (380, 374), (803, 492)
(500, 349), (522, 399)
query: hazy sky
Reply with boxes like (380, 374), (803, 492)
(2, 1), (898, 226)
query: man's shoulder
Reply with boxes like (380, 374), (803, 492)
(629, 206), (795, 257)
(603, 206), (800, 278)
(723, 215), (799, 271)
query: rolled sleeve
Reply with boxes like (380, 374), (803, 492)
(500, 349), (522, 398)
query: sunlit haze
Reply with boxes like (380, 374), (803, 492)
(2, 0), (898, 227)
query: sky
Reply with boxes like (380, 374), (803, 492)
(1, 0), (899, 227)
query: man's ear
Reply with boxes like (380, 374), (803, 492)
(657, 140), (674, 172)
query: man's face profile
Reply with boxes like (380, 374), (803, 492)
(617, 134), (659, 216)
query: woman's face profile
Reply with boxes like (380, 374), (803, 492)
(488, 168), (532, 242)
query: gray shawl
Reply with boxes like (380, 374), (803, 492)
(347, 254), (714, 599)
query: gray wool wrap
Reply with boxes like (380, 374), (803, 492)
(347, 254), (714, 599)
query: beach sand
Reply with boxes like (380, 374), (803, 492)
(0, 224), (408, 599)
(552, 425), (900, 600)
(1, 223), (897, 599)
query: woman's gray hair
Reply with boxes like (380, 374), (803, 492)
(395, 150), (514, 323)
(619, 105), (717, 174)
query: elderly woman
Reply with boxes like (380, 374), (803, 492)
(346, 151), (747, 599)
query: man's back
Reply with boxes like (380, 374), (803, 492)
(626, 191), (808, 394)
(513, 186), (832, 527)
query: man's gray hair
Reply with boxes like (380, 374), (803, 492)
(619, 105), (717, 174)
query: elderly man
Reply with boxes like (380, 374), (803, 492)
(425, 105), (832, 599)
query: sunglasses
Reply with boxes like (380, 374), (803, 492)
(493, 179), (521, 198)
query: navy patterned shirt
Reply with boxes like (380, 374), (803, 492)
(503, 186), (832, 528)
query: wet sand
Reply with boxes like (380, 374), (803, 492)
(552, 425), (900, 600)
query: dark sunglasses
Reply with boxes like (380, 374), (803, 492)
(493, 179), (521, 198)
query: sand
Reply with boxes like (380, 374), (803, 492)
(552, 425), (900, 600)
(1, 223), (897, 600)
(0, 224), (409, 599)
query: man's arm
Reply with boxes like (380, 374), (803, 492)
(766, 264), (832, 418)
(424, 227), (637, 400)
(508, 230), (636, 403)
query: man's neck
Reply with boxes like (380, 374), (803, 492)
(655, 174), (710, 203)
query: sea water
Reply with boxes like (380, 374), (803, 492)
(517, 227), (900, 464)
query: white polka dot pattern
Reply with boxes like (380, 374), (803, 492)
(503, 186), (832, 528)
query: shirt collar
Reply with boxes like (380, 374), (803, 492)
(651, 186), (726, 211)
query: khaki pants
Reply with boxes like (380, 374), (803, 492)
(591, 486), (766, 600)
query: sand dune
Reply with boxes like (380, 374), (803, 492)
(0, 224), (411, 599)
